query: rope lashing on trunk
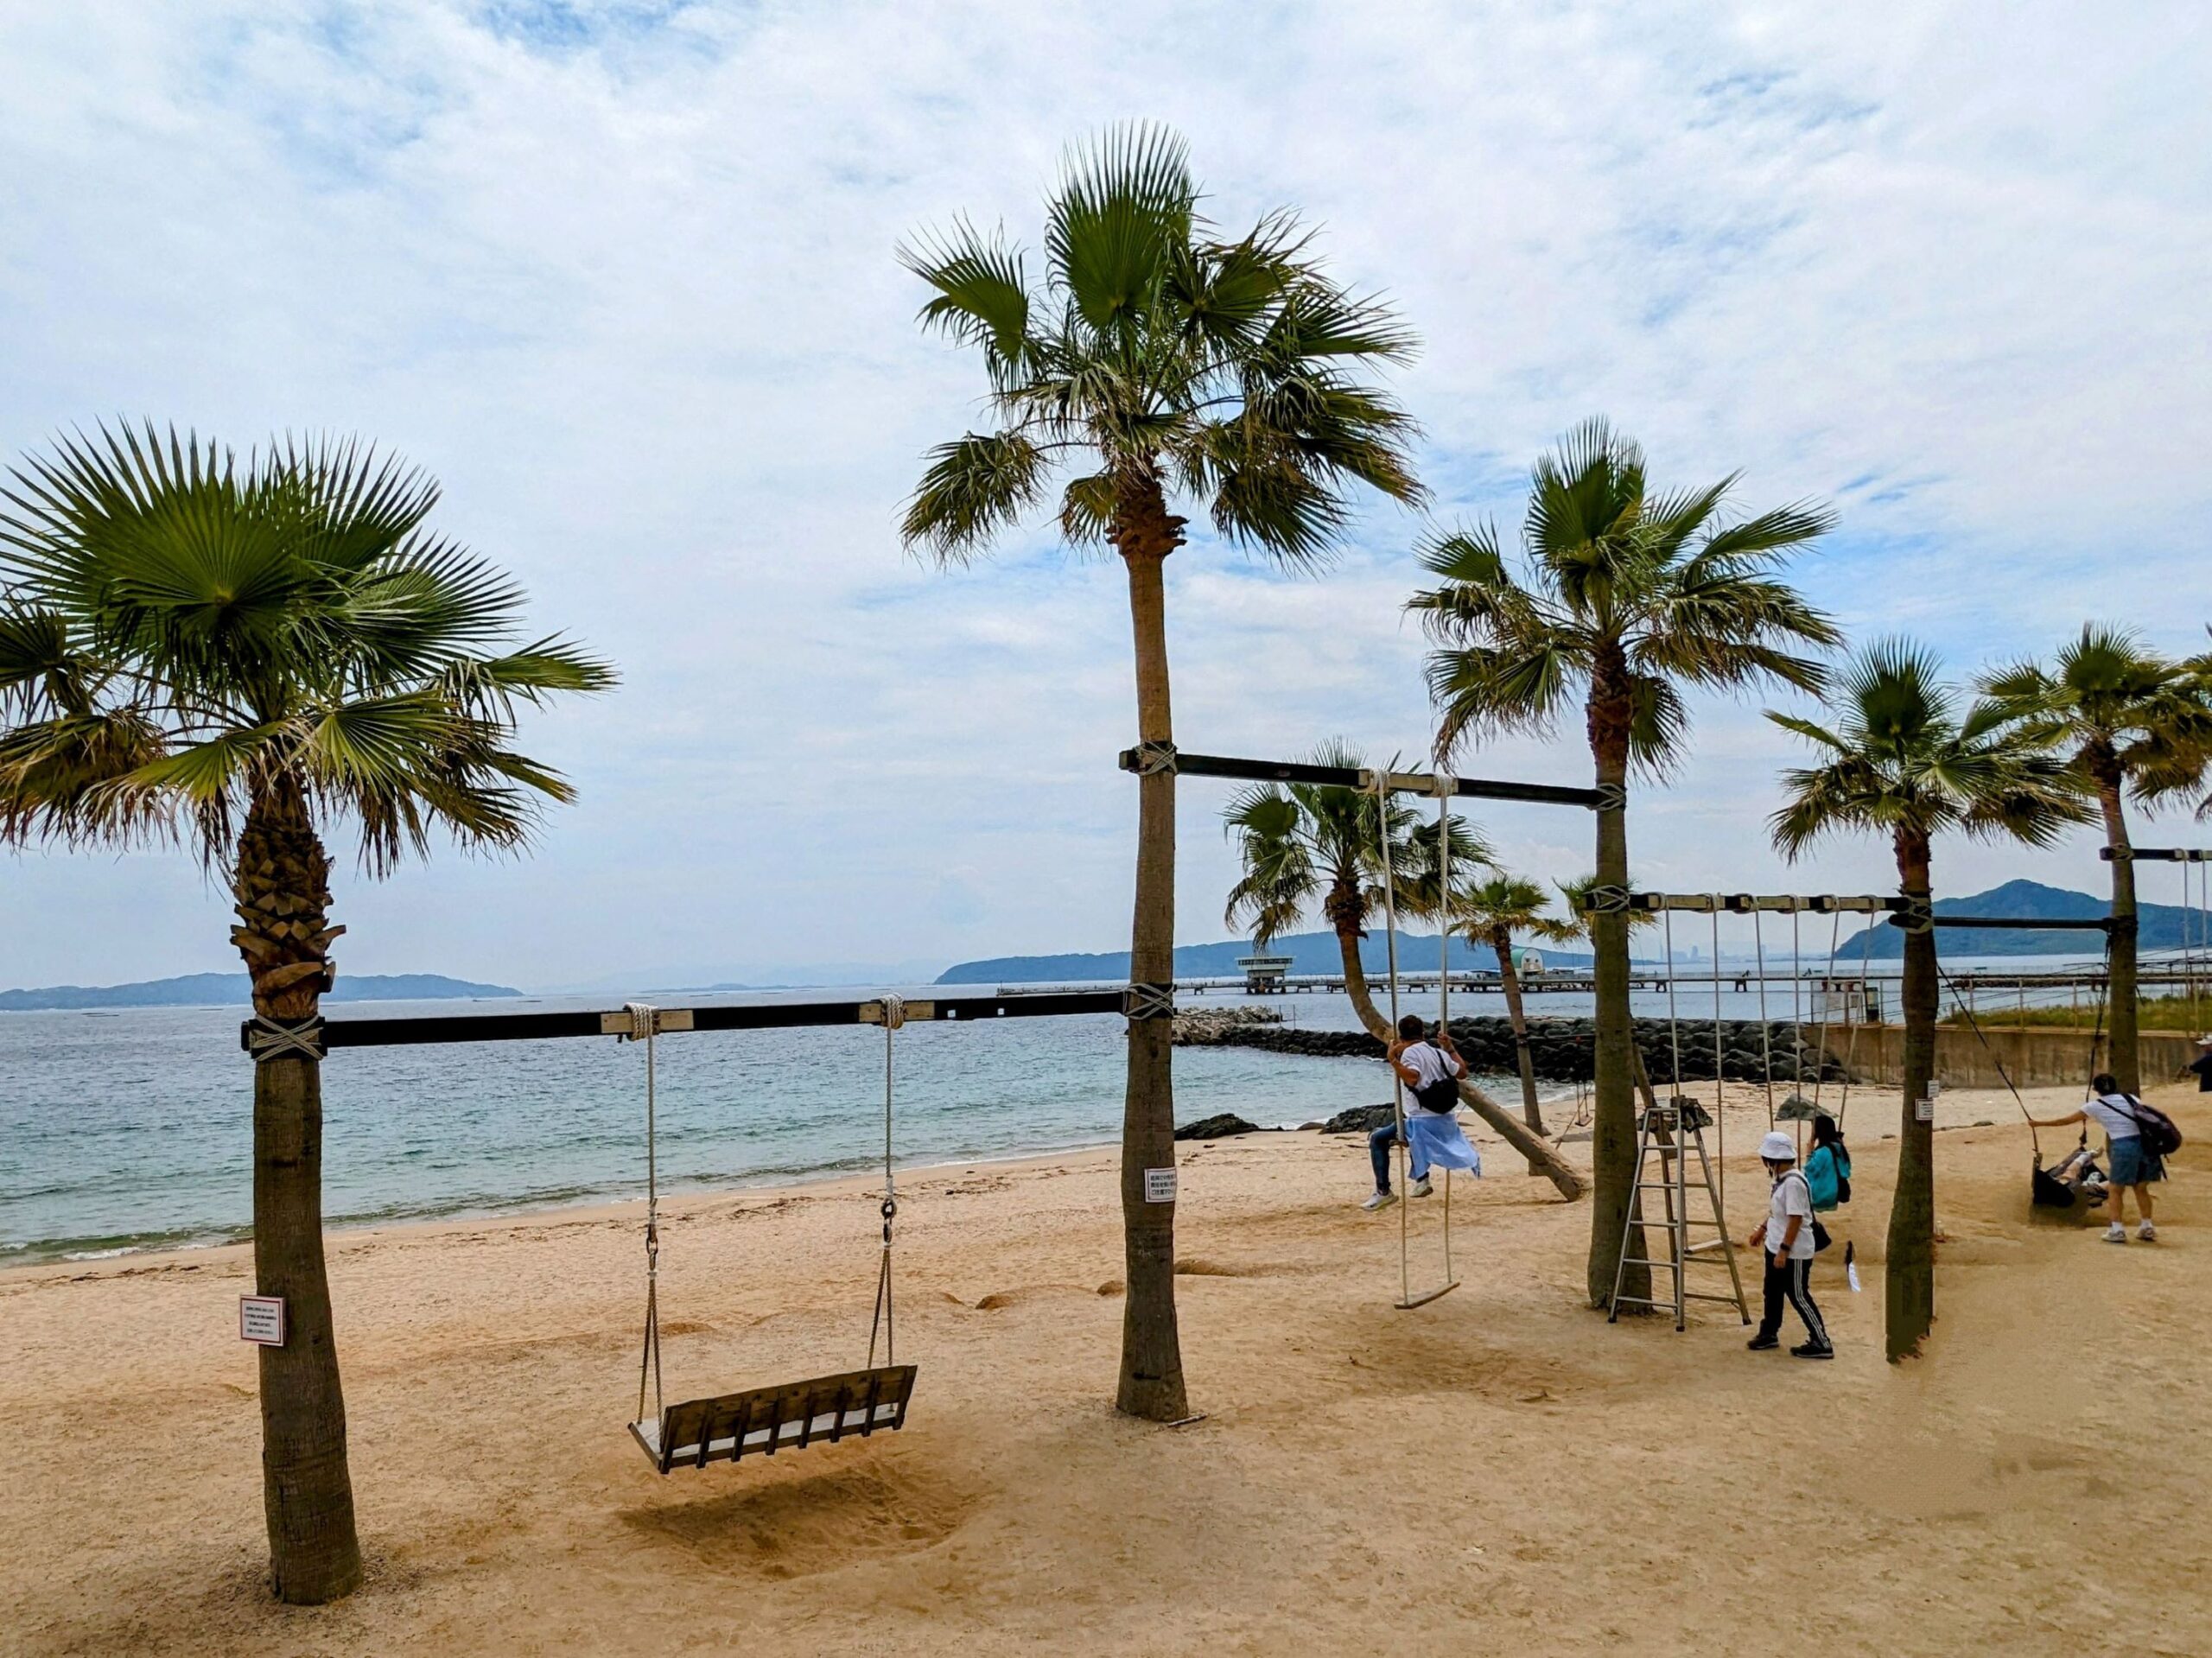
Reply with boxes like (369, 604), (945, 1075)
(868, 996), (904, 1369)
(1894, 896), (1936, 934)
(1122, 982), (1177, 1022)
(246, 1015), (327, 1064)
(1584, 884), (1632, 914)
(1593, 783), (1627, 813)
(1125, 740), (1179, 775)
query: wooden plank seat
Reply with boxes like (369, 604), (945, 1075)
(629, 1364), (918, 1474)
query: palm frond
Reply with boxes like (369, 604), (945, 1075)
(900, 431), (1046, 564)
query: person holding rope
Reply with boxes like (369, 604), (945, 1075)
(1362, 1014), (1480, 1210)
(2026, 1072), (2164, 1242)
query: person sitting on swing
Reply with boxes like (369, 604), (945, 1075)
(2025, 1072), (2163, 1242)
(1362, 1015), (1479, 1211)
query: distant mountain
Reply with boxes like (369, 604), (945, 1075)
(1833, 879), (2198, 959)
(0, 972), (522, 1012)
(937, 931), (1599, 986)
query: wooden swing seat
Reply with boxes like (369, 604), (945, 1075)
(629, 1363), (917, 1474)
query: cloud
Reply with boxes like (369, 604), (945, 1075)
(1, 1), (2205, 987)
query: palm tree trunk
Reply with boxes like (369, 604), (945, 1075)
(1493, 925), (1548, 1174)
(233, 776), (361, 1603)
(1335, 926), (1583, 1198)
(1113, 487), (1187, 1423)
(1586, 654), (1647, 1306)
(1887, 828), (1940, 1362)
(2094, 761), (2139, 1093)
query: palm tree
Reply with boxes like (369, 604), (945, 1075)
(1408, 419), (1838, 1309)
(0, 426), (613, 1602)
(1980, 626), (2212, 1090)
(899, 127), (1422, 1420)
(1770, 640), (2085, 1361)
(1447, 873), (1580, 1171)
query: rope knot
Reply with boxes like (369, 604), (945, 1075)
(878, 994), (906, 1031)
(1122, 741), (1179, 776)
(1122, 981), (1177, 1022)
(246, 1016), (326, 1064)
(1582, 884), (1632, 915)
(1894, 898), (1935, 935)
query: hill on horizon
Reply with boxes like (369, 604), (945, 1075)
(936, 931), (1599, 986)
(0, 972), (523, 1013)
(1835, 879), (2197, 958)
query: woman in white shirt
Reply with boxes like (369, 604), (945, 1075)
(2026, 1071), (2161, 1242)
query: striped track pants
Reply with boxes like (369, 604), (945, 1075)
(1758, 1255), (1831, 1350)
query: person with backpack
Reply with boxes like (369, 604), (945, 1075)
(2025, 1071), (2182, 1242)
(1746, 1130), (1834, 1358)
(1803, 1114), (1859, 1289)
(1361, 1015), (1480, 1210)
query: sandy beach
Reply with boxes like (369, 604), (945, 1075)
(3, 1077), (2206, 1656)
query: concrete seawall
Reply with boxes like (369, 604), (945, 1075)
(1854, 1026), (2203, 1089)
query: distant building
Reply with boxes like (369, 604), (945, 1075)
(1236, 954), (1294, 994)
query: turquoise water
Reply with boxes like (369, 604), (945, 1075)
(0, 987), (1418, 1264)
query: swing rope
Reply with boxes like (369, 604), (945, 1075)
(1710, 903), (1727, 1210)
(867, 996), (904, 1369)
(632, 1003), (664, 1429)
(1434, 774), (1455, 1289)
(1370, 772), (1412, 1305)
(1753, 910), (1776, 1127)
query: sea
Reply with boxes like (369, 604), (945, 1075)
(0, 957), (2089, 1267)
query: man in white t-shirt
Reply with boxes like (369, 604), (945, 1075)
(1746, 1130), (1832, 1358)
(1361, 1014), (1469, 1210)
(2027, 1070), (2163, 1242)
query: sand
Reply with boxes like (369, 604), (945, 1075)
(3, 1077), (2207, 1657)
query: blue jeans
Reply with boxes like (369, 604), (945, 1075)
(1370, 1121), (1428, 1191)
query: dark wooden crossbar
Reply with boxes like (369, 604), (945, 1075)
(244, 990), (1128, 1052)
(1122, 748), (1605, 810)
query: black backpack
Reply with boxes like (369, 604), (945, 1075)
(2117, 1095), (2184, 1160)
(1408, 1045), (1462, 1114)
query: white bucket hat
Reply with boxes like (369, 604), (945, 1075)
(1758, 1131), (1796, 1163)
(2197, 1033), (2212, 1045)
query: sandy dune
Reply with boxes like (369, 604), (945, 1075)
(3, 1078), (2205, 1656)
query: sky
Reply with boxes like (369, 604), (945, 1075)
(1, 1), (2208, 991)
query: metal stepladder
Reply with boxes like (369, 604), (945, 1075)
(1608, 1091), (1751, 1330)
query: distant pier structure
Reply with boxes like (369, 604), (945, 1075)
(1236, 954), (1295, 994)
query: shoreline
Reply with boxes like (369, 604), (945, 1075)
(0, 1136), (1133, 1282)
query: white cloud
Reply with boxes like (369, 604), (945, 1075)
(1, 1), (2205, 987)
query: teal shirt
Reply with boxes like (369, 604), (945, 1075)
(1804, 1144), (1849, 1210)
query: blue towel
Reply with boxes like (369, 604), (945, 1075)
(1406, 1112), (1483, 1177)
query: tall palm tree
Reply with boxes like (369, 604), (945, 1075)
(1408, 419), (1838, 1309)
(900, 127), (1422, 1419)
(0, 426), (613, 1602)
(1447, 873), (1580, 1171)
(1770, 640), (2085, 1361)
(1980, 626), (2212, 1090)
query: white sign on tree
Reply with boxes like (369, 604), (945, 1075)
(238, 1295), (287, 1346)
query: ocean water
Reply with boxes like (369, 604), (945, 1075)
(0, 986), (1438, 1265)
(0, 955), (2087, 1266)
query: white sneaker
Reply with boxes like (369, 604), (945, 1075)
(1362, 1190), (1398, 1212)
(1408, 1176), (1434, 1198)
(2104, 1222), (2127, 1243)
(2139, 1221), (2158, 1242)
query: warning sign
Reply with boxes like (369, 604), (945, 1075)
(1144, 1166), (1178, 1204)
(239, 1295), (286, 1347)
